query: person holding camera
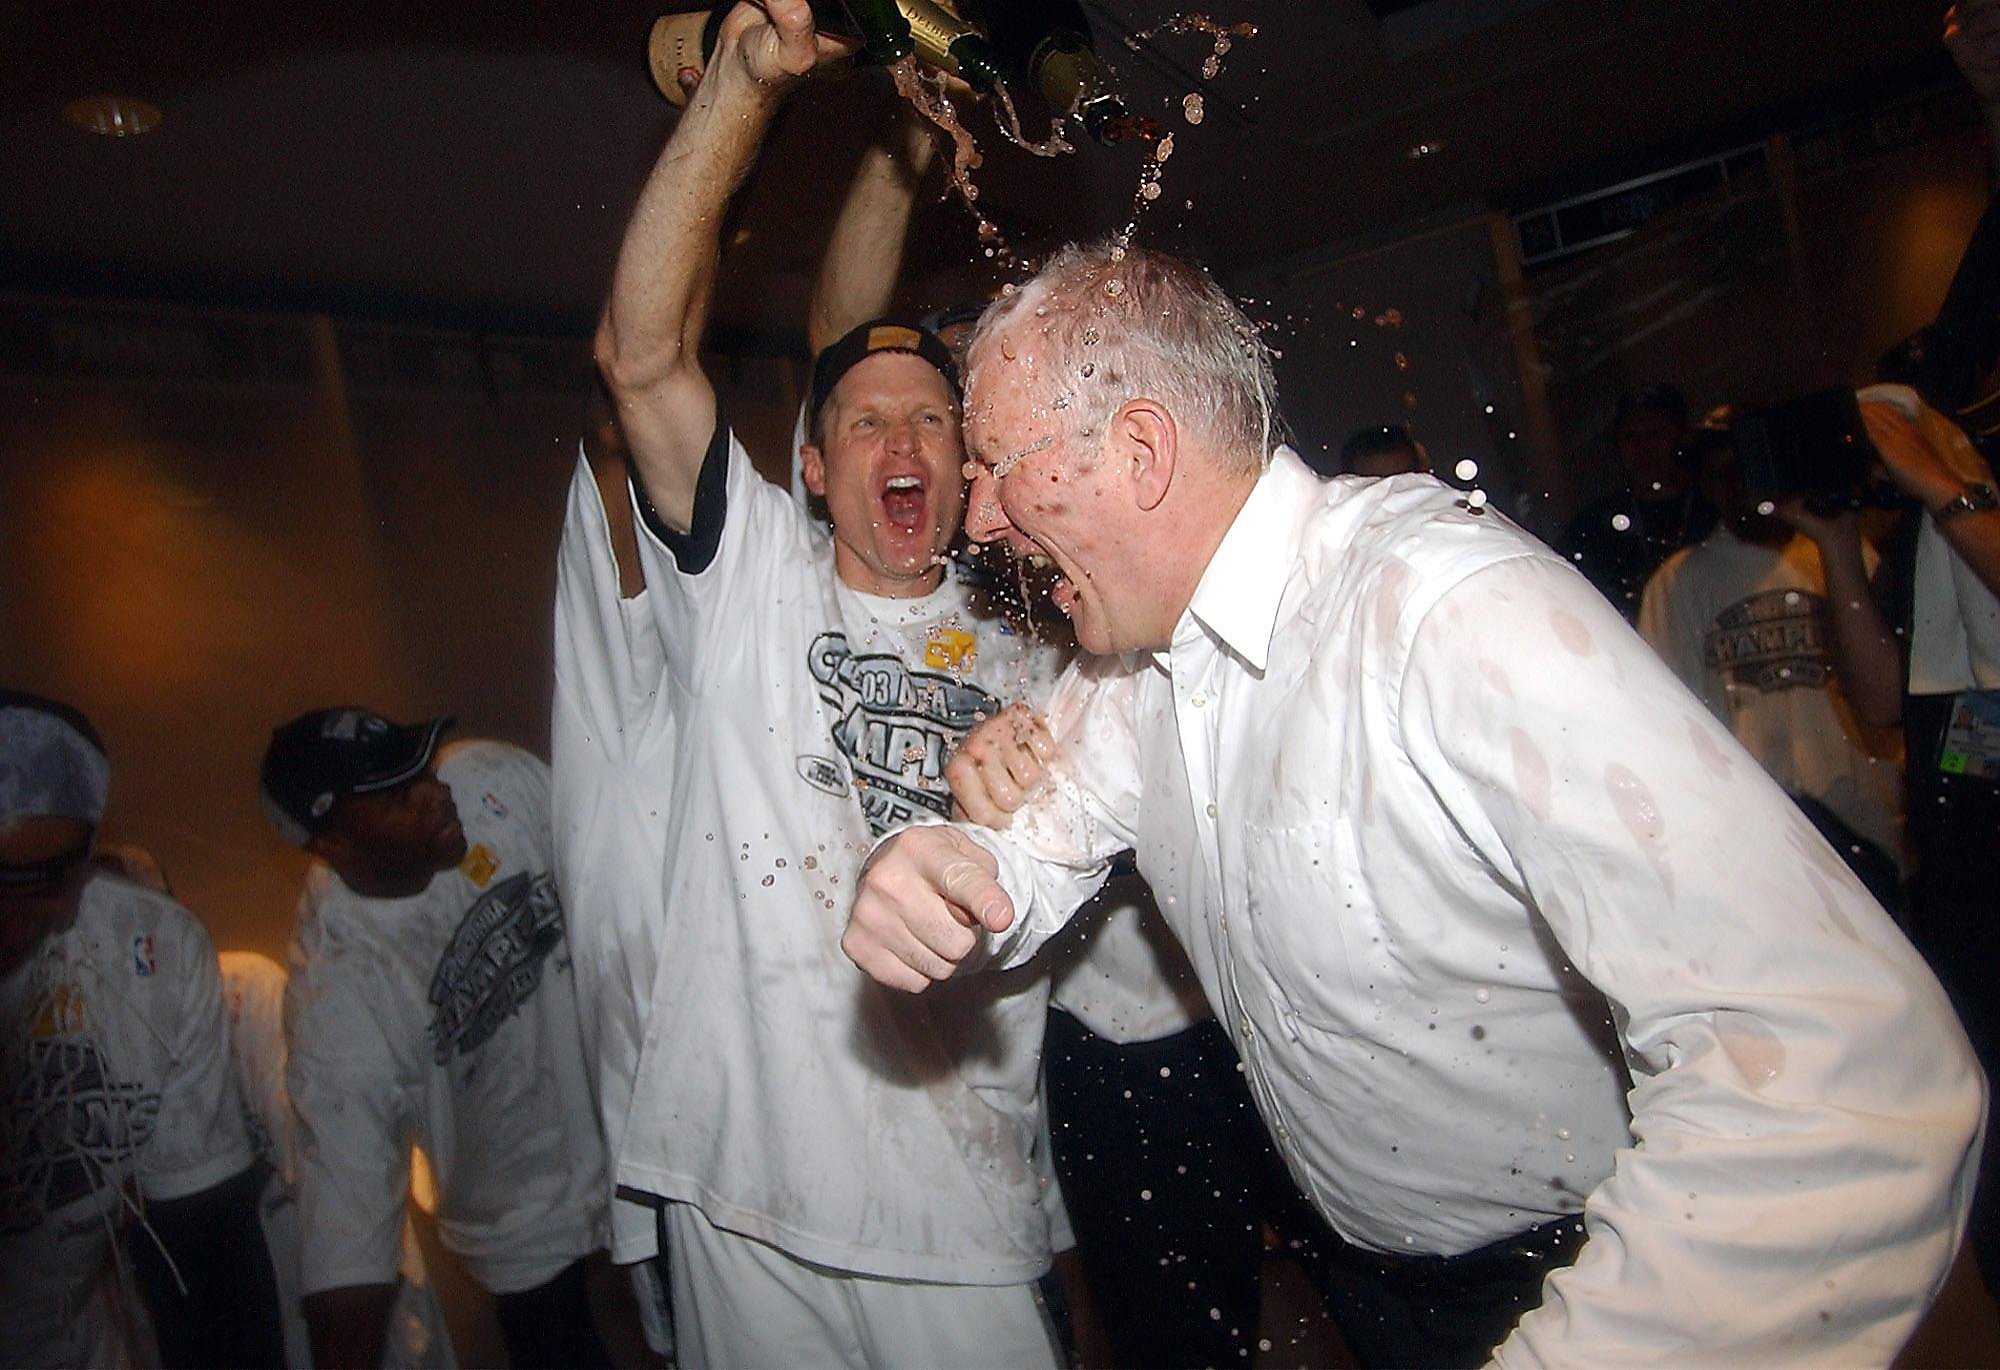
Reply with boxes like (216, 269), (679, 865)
(1637, 417), (1908, 909)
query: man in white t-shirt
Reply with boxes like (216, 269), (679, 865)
(1639, 423), (1907, 904)
(218, 949), (456, 1370)
(591, 6), (1067, 1363)
(1, 689), (284, 1368)
(261, 710), (609, 1370)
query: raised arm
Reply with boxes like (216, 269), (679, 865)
(594, 0), (849, 531)
(808, 109), (939, 355)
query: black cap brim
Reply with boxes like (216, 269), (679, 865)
(349, 716), (454, 795)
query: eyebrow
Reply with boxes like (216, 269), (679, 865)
(991, 434), (1054, 479)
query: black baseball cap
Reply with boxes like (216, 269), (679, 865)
(260, 707), (453, 846)
(808, 317), (958, 435)
(920, 301), (987, 338)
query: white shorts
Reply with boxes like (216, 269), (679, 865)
(662, 1202), (1060, 1369)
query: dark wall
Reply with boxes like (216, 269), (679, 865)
(0, 309), (802, 959)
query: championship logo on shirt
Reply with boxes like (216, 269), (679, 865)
(427, 871), (565, 1064)
(807, 630), (1000, 836)
(1, 1032), (159, 1233)
(1704, 588), (1833, 694)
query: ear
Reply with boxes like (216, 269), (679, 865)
(1115, 400), (1176, 512)
(799, 442), (828, 499)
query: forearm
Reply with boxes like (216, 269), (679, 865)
(1816, 535), (1904, 726)
(808, 115), (938, 353)
(305, 1283), (399, 1370)
(595, 41), (785, 530)
(1935, 506), (2000, 599)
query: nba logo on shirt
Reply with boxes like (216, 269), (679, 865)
(133, 935), (156, 976)
(481, 791), (509, 821)
(924, 629), (977, 673)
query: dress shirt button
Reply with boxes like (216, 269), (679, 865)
(1205, 803), (1218, 818)
(1190, 691), (1208, 708)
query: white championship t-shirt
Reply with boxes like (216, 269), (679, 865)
(1639, 527), (1906, 868)
(284, 740), (606, 1298)
(551, 455), (677, 1263)
(614, 424), (1064, 1284)
(1, 873), (255, 1368)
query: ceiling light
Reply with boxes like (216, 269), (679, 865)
(1406, 139), (1443, 160)
(64, 95), (162, 137)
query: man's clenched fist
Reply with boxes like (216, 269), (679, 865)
(843, 826), (1017, 992)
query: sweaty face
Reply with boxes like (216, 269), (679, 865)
(803, 352), (966, 599)
(962, 329), (1144, 655)
(0, 816), (95, 979)
(325, 769), (467, 884)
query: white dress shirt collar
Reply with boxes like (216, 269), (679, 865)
(1173, 446), (1318, 675)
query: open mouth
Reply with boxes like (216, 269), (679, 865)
(881, 474), (927, 533)
(1017, 550), (1076, 618)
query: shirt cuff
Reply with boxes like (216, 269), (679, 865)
(627, 402), (730, 575)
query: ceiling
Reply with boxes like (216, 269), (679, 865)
(0, 1), (1958, 349)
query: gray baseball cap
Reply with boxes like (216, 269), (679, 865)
(0, 689), (109, 832)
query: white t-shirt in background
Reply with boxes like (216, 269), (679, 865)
(1639, 527), (1906, 868)
(221, 950), (454, 1369)
(551, 454), (678, 1263)
(1, 874), (255, 1368)
(284, 740), (606, 1299)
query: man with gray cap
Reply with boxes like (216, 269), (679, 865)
(262, 710), (609, 1369)
(2, 688), (283, 1367)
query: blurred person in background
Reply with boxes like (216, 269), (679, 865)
(1782, 387), (2000, 1283)
(1, 688), (283, 1368)
(218, 949), (455, 1369)
(262, 710), (610, 1370)
(1337, 423), (1431, 478)
(1639, 419), (1907, 910)
(1558, 384), (1720, 619)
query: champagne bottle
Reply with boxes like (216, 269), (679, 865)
(966, 0), (1137, 144)
(649, 1), (1001, 107)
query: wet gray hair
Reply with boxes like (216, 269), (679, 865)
(972, 240), (1283, 475)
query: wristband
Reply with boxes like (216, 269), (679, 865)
(1933, 483), (1999, 526)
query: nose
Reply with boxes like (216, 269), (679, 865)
(883, 417), (918, 456)
(963, 468), (1011, 543)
